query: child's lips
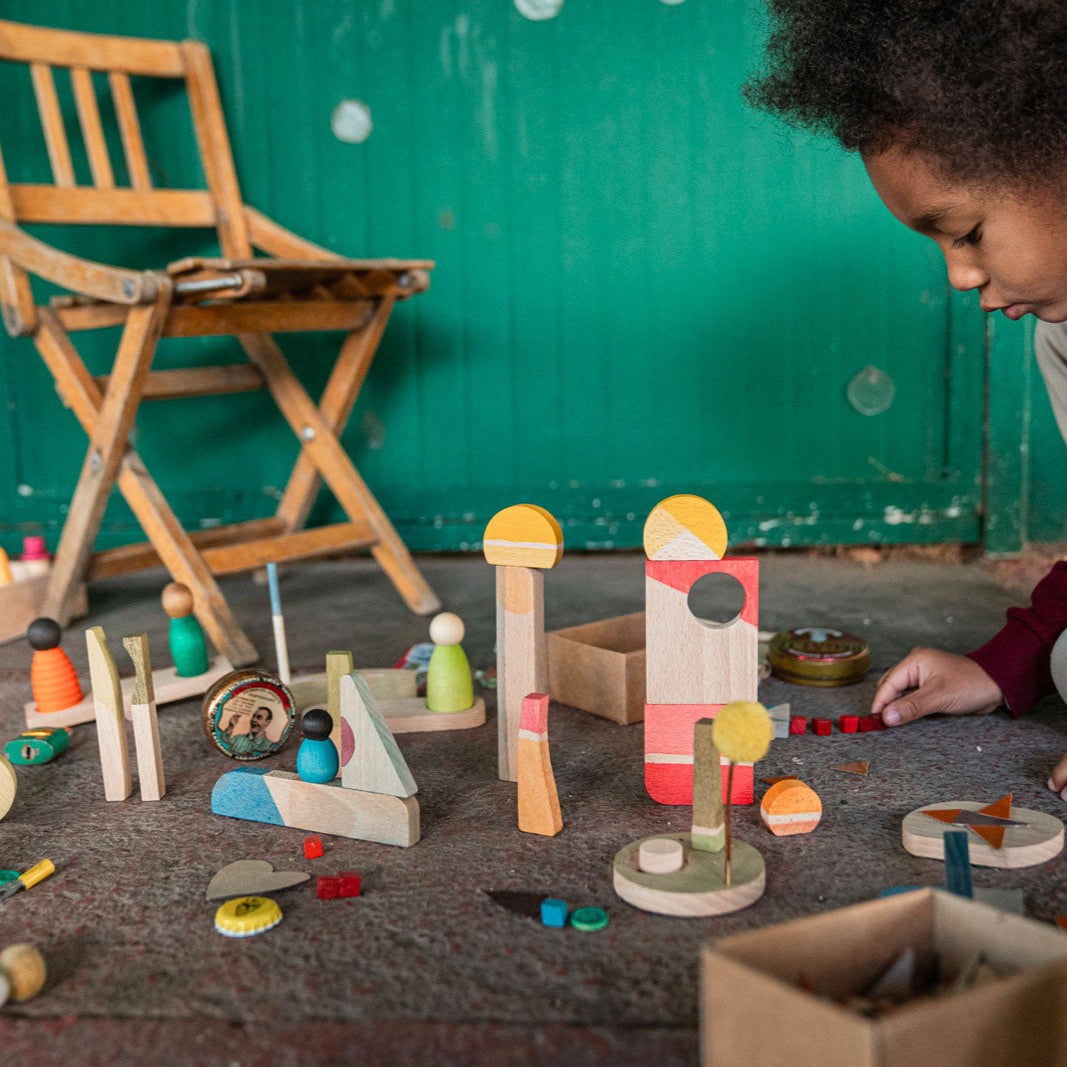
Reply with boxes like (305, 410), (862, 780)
(1001, 304), (1028, 320)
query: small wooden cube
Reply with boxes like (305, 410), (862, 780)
(338, 871), (361, 898)
(304, 835), (323, 859)
(789, 715), (808, 735)
(813, 718), (832, 736)
(871, 712), (887, 731)
(839, 714), (859, 733)
(317, 876), (340, 899)
(859, 716), (874, 733)
(541, 897), (568, 927)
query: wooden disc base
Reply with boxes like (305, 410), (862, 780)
(902, 802), (1064, 869)
(613, 832), (765, 917)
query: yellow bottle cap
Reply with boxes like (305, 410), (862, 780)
(214, 896), (283, 938)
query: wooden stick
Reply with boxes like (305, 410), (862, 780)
(724, 761), (735, 886)
(266, 562), (290, 684)
(122, 632), (165, 801)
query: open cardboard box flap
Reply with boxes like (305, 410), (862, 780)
(703, 889), (1067, 1067)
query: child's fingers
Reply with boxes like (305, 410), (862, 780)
(1049, 753), (1067, 796)
(870, 655), (924, 718)
(881, 692), (941, 726)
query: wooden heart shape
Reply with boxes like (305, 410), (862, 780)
(206, 859), (310, 900)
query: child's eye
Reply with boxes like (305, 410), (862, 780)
(951, 226), (981, 249)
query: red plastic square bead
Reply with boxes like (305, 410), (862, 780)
(338, 870), (361, 898)
(789, 715), (808, 735)
(317, 876), (340, 900)
(859, 716), (874, 733)
(813, 718), (832, 736)
(839, 714), (859, 733)
(304, 835), (323, 859)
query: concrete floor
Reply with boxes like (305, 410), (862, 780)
(0, 551), (1066, 1066)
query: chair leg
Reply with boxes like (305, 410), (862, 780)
(116, 453), (258, 666)
(33, 309), (259, 666)
(240, 331), (441, 615)
(42, 295), (170, 625)
(275, 298), (391, 533)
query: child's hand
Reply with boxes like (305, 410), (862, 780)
(870, 648), (1003, 726)
(1048, 754), (1067, 799)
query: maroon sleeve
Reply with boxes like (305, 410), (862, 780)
(968, 561), (1067, 717)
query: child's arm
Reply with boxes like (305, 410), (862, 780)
(871, 649), (1003, 725)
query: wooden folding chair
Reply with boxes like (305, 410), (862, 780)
(0, 20), (441, 666)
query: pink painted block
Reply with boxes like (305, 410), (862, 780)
(840, 714), (859, 733)
(872, 712), (887, 731)
(644, 760), (753, 806)
(813, 718), (832, 736)
(789, 715), (808, 735)
(859, 716), (874, 733)
(519, 693), (549, 733)
(645, 702), (724, 755)
(645, 557), (760, 627)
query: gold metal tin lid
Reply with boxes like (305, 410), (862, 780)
(769, 627), (870, 687)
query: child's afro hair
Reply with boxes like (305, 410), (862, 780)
(744, 0), (1067, 187)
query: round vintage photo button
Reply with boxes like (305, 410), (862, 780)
(202, 668), (296, 760)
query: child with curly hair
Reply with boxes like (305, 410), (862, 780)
(746, 1), (1067, 796)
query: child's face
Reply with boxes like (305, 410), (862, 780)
(864, 143), (1067, 322)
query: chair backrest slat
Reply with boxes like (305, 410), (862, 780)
(10, 185), (216, 226)
(108, 71), (151, 191)
(30, 62), (75, 187)
(0, 141), (36, 335)
(0, 19), (185, 78)
(180, 41), (250, 257)
(0, 20), (246, 243)
(70, 66), (114, 189)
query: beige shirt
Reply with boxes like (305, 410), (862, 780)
(1037, 319), (1067, 442)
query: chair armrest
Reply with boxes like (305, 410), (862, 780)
(0, 218), (159, 305)
(244, 206), (343, 261)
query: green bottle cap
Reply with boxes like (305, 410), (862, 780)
(570, 906), (609, 931)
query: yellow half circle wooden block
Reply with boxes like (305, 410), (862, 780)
(483, 504), (564, 569)
(643, 495), (728, 561)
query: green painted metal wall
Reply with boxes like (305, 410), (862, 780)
(0, 0), (1057, 556)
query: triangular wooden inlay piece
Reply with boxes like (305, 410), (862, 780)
(922, 808), (962, 825)
(761, 775), (799, 785)
(970, 824), (1006, 850)
(832, 761), (868, 776)
(979, 793), (1013, 820)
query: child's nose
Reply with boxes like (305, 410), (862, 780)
(945, 252), (988, 292)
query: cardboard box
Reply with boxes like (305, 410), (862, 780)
(546, 612), (645, 724)
(0, 571), (87, 646)
(702, 889), (1067, 1067)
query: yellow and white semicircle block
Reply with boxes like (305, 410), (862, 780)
(760, 779), (822, 836)
(643, 495), (728, 561)
(483, 504), (564, 569)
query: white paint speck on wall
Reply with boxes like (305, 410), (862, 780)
(659, 0), (687, 5)
(331, 100), (373, 144)
(514, 0), (564, 20)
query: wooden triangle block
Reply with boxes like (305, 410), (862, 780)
(761, 775), (799, 785)
(970, 824), (1006, 850)
(339, 671), (417, 798)
(1055, 916), (1067, 933)
(832, 761), (868, 776)
(980, 793), (1013, 820)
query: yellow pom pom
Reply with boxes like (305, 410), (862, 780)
(712, 701), (773, 764)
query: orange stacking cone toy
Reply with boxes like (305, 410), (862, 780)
(28, 618), (83, 714)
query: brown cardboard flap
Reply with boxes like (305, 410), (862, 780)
(712, 888), (936, 999)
